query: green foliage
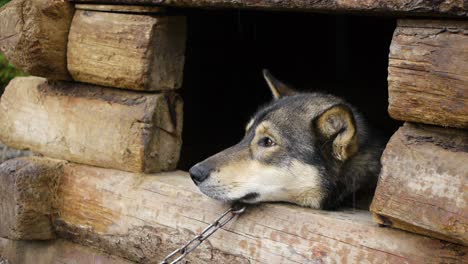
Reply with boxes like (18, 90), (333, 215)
(0, 53), (26, 92)
(0, 0), (10, 8)
(0, 0), (24, 94)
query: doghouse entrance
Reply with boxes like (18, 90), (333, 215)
(179, 10), (399, 169)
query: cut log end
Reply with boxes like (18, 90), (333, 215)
(0, 157), (65, 240)
(371, 123), (468, 246)
(0, 0), (74, 80)
(388, 19), (468, 129)
(67, 10), (186, 91)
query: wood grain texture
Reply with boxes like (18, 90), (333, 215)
(0, 77), (183, 173)
(388, 20), (468, 129)
(75, 4), (165, 13)
(70, 0), (468, 17)
(0, 0), (74, 80)
(68, 10), (186, 91)
(32, 159), (466, 263)
(0, 157), (64, 240)
(0, 238), (132, 264)
(371, 123), (468, 245)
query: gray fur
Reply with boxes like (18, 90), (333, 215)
(189, 73), (386, 209)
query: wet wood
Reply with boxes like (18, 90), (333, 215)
(0, 0), (74, 80)
(0, 238), (132, 264)
(70, 0), (468, 17)
(0, 77), (183, 173)
(371, 123), (468, 246)
(388, 20), (468, 129)
(68, 10), (186, 91)
(0, 157), (64, 240)
(43, 159), (466, 263)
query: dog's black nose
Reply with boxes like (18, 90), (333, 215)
(189, 164), (211, 185)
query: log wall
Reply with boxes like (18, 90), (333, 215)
(70, 0), (468, 17)
(2, 157), (464, 263)
(371, 123), (468, 245)
(0, 77), (183, 173)
(0, 0), (74, 80)
(0, 238), (132, 264)
(388, 20), (468, 129)
(68, 9), (186, 91)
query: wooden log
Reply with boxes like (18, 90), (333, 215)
(0, 76), (183, 173)
(388, 20), (468, 129)
(70, 0), (467, 17)
(0, 157), (64, 240)
(371, 123), (468, 246)
(75, 4), (165, 13)
(0, 0), (74, 80)
(0, 238), (132, 264)
(67, 10), (186, 91)
(27, 158), (464, 263)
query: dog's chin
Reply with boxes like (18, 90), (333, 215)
(197, 186), (260, 204)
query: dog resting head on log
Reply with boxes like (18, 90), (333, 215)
(190, 70), (386, 209)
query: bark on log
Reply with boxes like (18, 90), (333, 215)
(0, 157), (64, 240)
(70, 0), (468, 17)
(67, 10), (186, 91)
(0, 77), (183, 173)
(0, 0), (74, 80)
(0, 238), (132, 264)
(30, 159), (464, 263)
(388, 20), (468, 129)
(371, 123), (468, 246)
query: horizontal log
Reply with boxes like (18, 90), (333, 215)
(0, 157), (63, 240)
(68, 10), (186, 91)
(0, 77), (183, 173)
(0, 0), (74, 80)
(0, 238), (131, 264)
(371, 123), (468, 245)
(23, 158), (463, 263)
(388, 20), (468, 129)
(75, 4), (165, 13)
(70, 0), (468, 17)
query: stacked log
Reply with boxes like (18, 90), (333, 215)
(0, 1), (187, 262)
(0, 77), (182, 173)
(0, 1), (186, 173)
(0, 238), (132, 264)
(370, 19), (468, 246)
(1, 157), (466, 263)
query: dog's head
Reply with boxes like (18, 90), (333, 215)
(189, 70), (361, 209)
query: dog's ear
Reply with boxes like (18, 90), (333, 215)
(263, 69), (297, 100)
(314, 104), (358, 161)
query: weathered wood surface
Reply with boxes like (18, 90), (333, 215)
(371, 123), (468, 246)
(23, 158), (463, 263)
(0, 157), (63, 240)
(388, 20), (468, 129)
(0, 0), (74, 80)
(0, 238), (132, 264)
(71, 0), (468, 17)
(75, 4), (165, 13)
(68, 10), (186, 91)
(0, 77), (183, 173)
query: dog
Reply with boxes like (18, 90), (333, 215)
(189, 70), (386, 209)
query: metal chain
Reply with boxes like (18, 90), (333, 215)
(159, 204), (247, 264)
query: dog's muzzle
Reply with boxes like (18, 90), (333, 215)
(189, 164), (211, 185)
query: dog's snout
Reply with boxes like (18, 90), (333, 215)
(189, 164), (211, 185)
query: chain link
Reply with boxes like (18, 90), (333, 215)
(159, 204), (247, 264)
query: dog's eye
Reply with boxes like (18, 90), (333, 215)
(258, 137), (276, 147)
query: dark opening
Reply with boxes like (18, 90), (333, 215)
(179, 10), (400, 170)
